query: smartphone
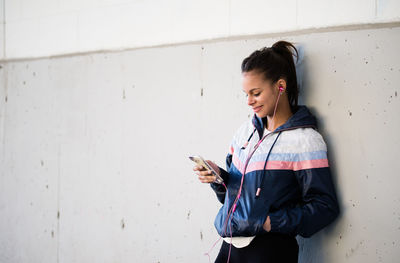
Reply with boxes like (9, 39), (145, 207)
(189, 155), (224, 184)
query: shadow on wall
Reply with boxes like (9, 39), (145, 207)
(295, 44), (343, 263)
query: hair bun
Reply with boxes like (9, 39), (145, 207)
(272, 41), (298, 61)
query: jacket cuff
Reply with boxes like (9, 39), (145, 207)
(218, 166), (230, 183)
(268, 207), (302, 235)
(268, 213), (281, 233)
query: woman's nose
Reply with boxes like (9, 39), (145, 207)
(247, 96), (254, 106)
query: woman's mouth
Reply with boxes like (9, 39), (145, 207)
(253, 106), (262, 112)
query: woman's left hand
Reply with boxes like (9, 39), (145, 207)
(263, 216), (271, 232)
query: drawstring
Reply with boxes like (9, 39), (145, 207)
(241, 128), (256, 149)
(255, 131), (282, 198)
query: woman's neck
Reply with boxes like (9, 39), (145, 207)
(266, 104), (293, 131)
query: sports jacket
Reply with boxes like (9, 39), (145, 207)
(211, 105), (339, 238)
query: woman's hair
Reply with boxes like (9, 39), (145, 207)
(241, 40), (299, 112)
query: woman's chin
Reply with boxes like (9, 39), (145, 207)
(255, 112), (267, 118)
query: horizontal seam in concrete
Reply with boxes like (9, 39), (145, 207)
(1, 21), (400, 63)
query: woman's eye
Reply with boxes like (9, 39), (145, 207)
(254, 93), (260, 97)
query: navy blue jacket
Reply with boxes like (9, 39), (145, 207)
(211, 106), (339, 238)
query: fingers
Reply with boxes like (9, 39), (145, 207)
(198, 174), (217, 183)
(263, 216), (271, 232)
(193, 165), (216, 183)
(194, 168), (213, 177)
(192, 165), (205, 172)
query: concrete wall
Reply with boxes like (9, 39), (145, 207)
(0, 0), (4, 59)
(2, 0), (400, 60)
(1, 24), (400, 262)
(1, 0), (400, 262)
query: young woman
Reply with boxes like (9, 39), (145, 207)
(193, 41), (340, 263)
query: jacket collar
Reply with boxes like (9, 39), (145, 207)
(252, 105), (318, 138)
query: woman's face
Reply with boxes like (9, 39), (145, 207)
(242, 71), (280, 118)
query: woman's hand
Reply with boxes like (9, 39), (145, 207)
(263, 216), (271, 232)
(193, 160), (221, 183)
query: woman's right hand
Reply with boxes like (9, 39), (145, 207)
(193, 160), (220, 184)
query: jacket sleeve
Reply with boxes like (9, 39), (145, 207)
(210, 153), (232, 204)
(268, 135), (340, 237)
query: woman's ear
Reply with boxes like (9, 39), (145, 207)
(277, 79), (287, 93)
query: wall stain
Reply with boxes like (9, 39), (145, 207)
(51, 230), (54, 238)
(201, 88), (203, 96)
(57, 211), (60, 219)
(121, 219), (125, 229)
(345, 240), (364, 258)
(348, 110), (352, 116)
(5, 96), (7, 102)
(200, 231), (203, 241)
(187, 210), (191, 220)
(41, 160), (44, 166)
(123, 89), (126, 99)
